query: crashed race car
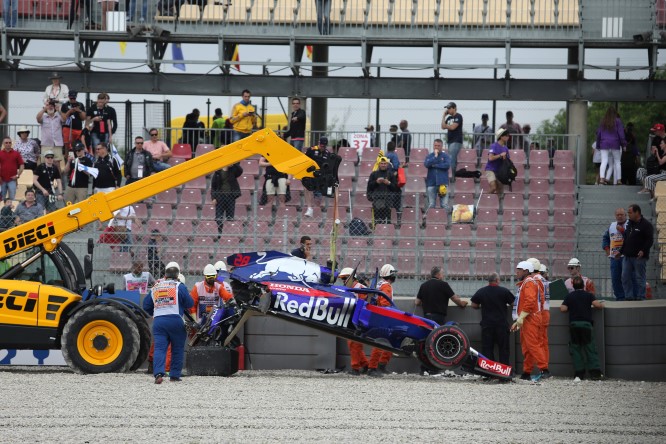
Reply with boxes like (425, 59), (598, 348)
(187, 251), (513, 381)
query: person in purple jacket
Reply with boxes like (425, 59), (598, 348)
(596, 106), (626, 185)
(485, 128), (511, 196)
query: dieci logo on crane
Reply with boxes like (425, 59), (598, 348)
(3, 222), (56, 254)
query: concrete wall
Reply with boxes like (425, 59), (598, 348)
(241, 298), (666, 381)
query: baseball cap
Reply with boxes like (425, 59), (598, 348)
(44, 150), (55, 157)
(68, 90), (78, 98)
(319, 137), (328, 145)
(482, 113), (489, 119)
(516, 261), (534, 273)
(74, 142), (85, 151)
(651, 123), (665, 132)
(444, 102), (457, 109)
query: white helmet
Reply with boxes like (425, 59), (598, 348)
(567, 258), (581, 267)
(178, 273), (186, 285)
(526, 258), (541, 273)
(338, 267), (355, 278)
(214, 260), (227, 272)
(203, 264), (217, 276)
(165, 261), (180, 273)
(379, 264), (397, 278)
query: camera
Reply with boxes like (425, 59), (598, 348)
(48, 99), (57, 106)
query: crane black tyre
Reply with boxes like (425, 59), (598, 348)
(424, 325), (470, 370)
(62, 305), (141, 374)
(129, 317), (151, 372)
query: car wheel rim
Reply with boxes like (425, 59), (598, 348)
(77, 320), (123, 365)
(435, 333), (461, 359)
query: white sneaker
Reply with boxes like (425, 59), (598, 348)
(304, 207), (313, 217)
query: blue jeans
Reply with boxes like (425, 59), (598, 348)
(91, 132), (109, 148)
(128, 0), (147, 21)
(152, 315), (186, 378)
(315, 0), (331, 35)
(232, 131), (250, 142)
(609, 257), (625, 300)
(153, 161), (171, 172)
(3, 0), (18, 28)
(1, 180), (17, 201)
(290, 139), (304, 151)
(448, 142), (462, 175)
(622, 256), (647, 300)
(426, 186), (449, 209)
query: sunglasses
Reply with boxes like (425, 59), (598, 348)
(150, 133), (158, 136)
(136, 142), (144, 144)
(567, 266), (576, 270)
(45, 156), (54, 159)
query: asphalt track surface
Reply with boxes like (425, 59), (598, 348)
(1, 367), (665, 443)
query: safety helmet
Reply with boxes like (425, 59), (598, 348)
(379, 264), (397, 278)
(438, 184), (448, 196)
(214, 260), (227, 272)
(203, 264), (217, 277)
(338, 267), (355, 278)
(178, 273), (186, 285)
(539, 264), (548, 273)
(526, 258), (541, 272)
(567, 258), (581, 267)
(516, 261), (534, 273)
(165, 261), (180, 273)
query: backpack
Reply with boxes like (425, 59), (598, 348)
(349, 218), (372, 236)
(646, 155), (660, 176)
(496, 157), (518, 185)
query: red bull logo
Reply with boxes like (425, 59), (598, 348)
(478, 358), (512, 377)
(273, 292), (355, 328)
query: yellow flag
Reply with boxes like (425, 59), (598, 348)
(119, 42), (127, 56)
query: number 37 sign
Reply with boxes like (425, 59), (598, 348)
(350, 133), (371, 153)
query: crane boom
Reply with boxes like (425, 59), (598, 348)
(0, 129), (322, 259)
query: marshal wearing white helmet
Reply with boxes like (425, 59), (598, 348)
(189, 263), (233, 322)
(142, 261), (194, 384)
(564, 257), (596, 294)
(214, 260), (233, 295)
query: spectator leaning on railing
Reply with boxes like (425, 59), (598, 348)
(144, 128), (172, 172)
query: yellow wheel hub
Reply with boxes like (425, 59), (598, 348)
(76, 320), (123, 365)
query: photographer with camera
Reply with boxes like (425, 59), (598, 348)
(230, 89), (257, 142)
(60, 90), (86, 152)
(32, 150), (62, 213)
(37, 98), (65, 169)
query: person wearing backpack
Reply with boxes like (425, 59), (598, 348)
(485, 128), (511, 196)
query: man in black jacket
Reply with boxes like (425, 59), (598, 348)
(619, 203), (654, 300)
(367, 157), (400, 224)
(86, 93), (118, 148)
(93, 142), (121, 193)
(211, 163), (243, 234)
(125, 136), (154, 185)
(283, 97), (306, 151)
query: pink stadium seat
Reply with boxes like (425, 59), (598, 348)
(503, 209), (524, 225)
(404, 177), (423, 193)
(346, 238), (370, 255)
(424, 222), (447, 239)
(402, 192), (424, 209)
(246, 221), (271, 243)
(187, 253), (212, 273)
(218, 237), (245, 259)
(401, 208), (420, 224)
(476, 225), (497, 242)
(529, 179), (550, 195)
(197, 221), (219, 236)
(509, 149), (527, 166)
(453, 178), (475, 195)
(373, 239), (393, 252)
(267, 236), (289, 252)
(395, 148), (405, 162)
(151, 204), (173, 221)
(162, 249), (187, 265)
(253, 205), (273, 221)
(514, 163), (526, 182)
(360, 147), (380, 162)
(475, 241), (497, 255)
(236, 192), (251, 208)
(477, 193), (499, 209)
(553, 180), (575, 195)
(553, 210), (575, 225)
(109, 252), (132, 272)
(527, 210), (549, 225)
(195, 144), (215, 157)
(553, 150), (574, 167)
(132, 203), (148, 220)
(175, 204), (198, 220)
(527, 194), (550, 211)
(240, 159), (260, 178)
(352, 192), (373, 209)
(476, 209), (499, 226)
(373, 223), (396, 238)
(501, 223), (524, 242)
(447, 257), (470, 277)
(553, 194), (575, 210)
(529, 165), (550, 181)
(410, 164), (427, 178)
(168, 157), (185, 167)
(454, 193), (475, 205)
(500, 259), (514, 276)
(553, 239), (575, 259)
(409, 148), (428, 163)
(553, 226), (575, 240)
(171, 220), (194, 236)
(400, 255), (417, 274)
(500, 241), (524, 257)
(398, 239), (418, 251)
(337, 176), (353, 192)
(474, 258), (496, 277)
(201, 204), (215, 219)
(359, 161), (375, 177)
(155, 189), (178, 206)
(237, 175), (256, 192)
(456, 162), (476, 172)
(172, 144), (192, 160)
(191, 235), (217, 252)
(352, 207), (373, 222)
(275, 206), (299, 224)
(458, 149), (477, 165)
(553, 165), (575, 180)
(398, 223), (418, 239)
(448, 240), (470, 257)
(421, 255), (444, 275)
(338, 162), (356, 178)
(180, 188), (203, 206)
(526, 226), (549, 242)
(423, 208), (448, 225)
(183, 176), (207, 190)
(503, 194), (524, 212)
(448, 224), (472, 242)
(529, 150), (550, 166)
(422, 240), (444, 253)
(339, 147), (358, 162)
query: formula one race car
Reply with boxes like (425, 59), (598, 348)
(187, 251), (513, 381)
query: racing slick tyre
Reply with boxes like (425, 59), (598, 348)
(129, 317), (151, 371)
(417, 341), (439, 372)
(62, 305), (141, 374)
(424, 325), (470, 370)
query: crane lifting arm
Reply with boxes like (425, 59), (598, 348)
(0, 129), (330, 260)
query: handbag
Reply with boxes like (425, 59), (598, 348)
(99, 226), (125, 244)
(396, 167), (406, 188)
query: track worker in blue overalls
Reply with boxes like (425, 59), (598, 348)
(143, 261), (194, 384)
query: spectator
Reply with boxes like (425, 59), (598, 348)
(43, 72), (69, 106)
(473, 113), (493, 155)
(181, 108), (205, 148)
(336, 268), (369, 375)
(441, 102), (463, 175)
(385, 141), (400, 171)
(367, 156), (399, 224)
(602, 208), (631, 301)
(595, 106), (625, 185)
(284, 97), (306, 151)
(86, 93), (118, 149)
(124, 136), (154, 185)
(0, 136), (24, 201)
(638, 139), (666, 197)
(365, 124), (376, 148)
(499, 111), (522, 150)
(143, 261), (194, 384)
(230, 89), (257, 141)
(388, 124), (399, 147)
(147, 229), (165, 278)
(63, 142), (93, 204)
(259, 157), (288, 209)
(622, 122), (640, 185)
(620, 204), (654, 301)
(92, 142), (121, 193)
(211, 162), (243, 234)
(291, 236), (313, 260)
(60, 90), (86, 151)
(485, 128), (510, 196)
(143, 128), (172, 172)
(560, 275), (605, 381)
(397, 120), (412, 165)
(522, 124), (532, 153)
(424, 138), (450, 212)
(637, 123), (665, 187)
(471, 272), (515, 366)
(14, 189), (45, 225)
(303, 136), (332, 217)
(210, 108), (226, 147)
(592, 141), (604, 185)
(128, 0), (148, 22)
(189, 264), (233, 323)
(109, 205), (138, 252)
(33, 150), (62, 213)
(367, 264), (397, 377)
(37, 99), (65, 168)
(315, 0), (331, 35)
(124, 260), (156, 296)
(0, 199), (14, 232)
(3, 0), (18, 28)
(510, 261), (546, 381)
(14, 127), (40, 171)
(564, 258), (596, 294)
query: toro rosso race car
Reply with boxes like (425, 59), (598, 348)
(188, 251), (513, 381)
